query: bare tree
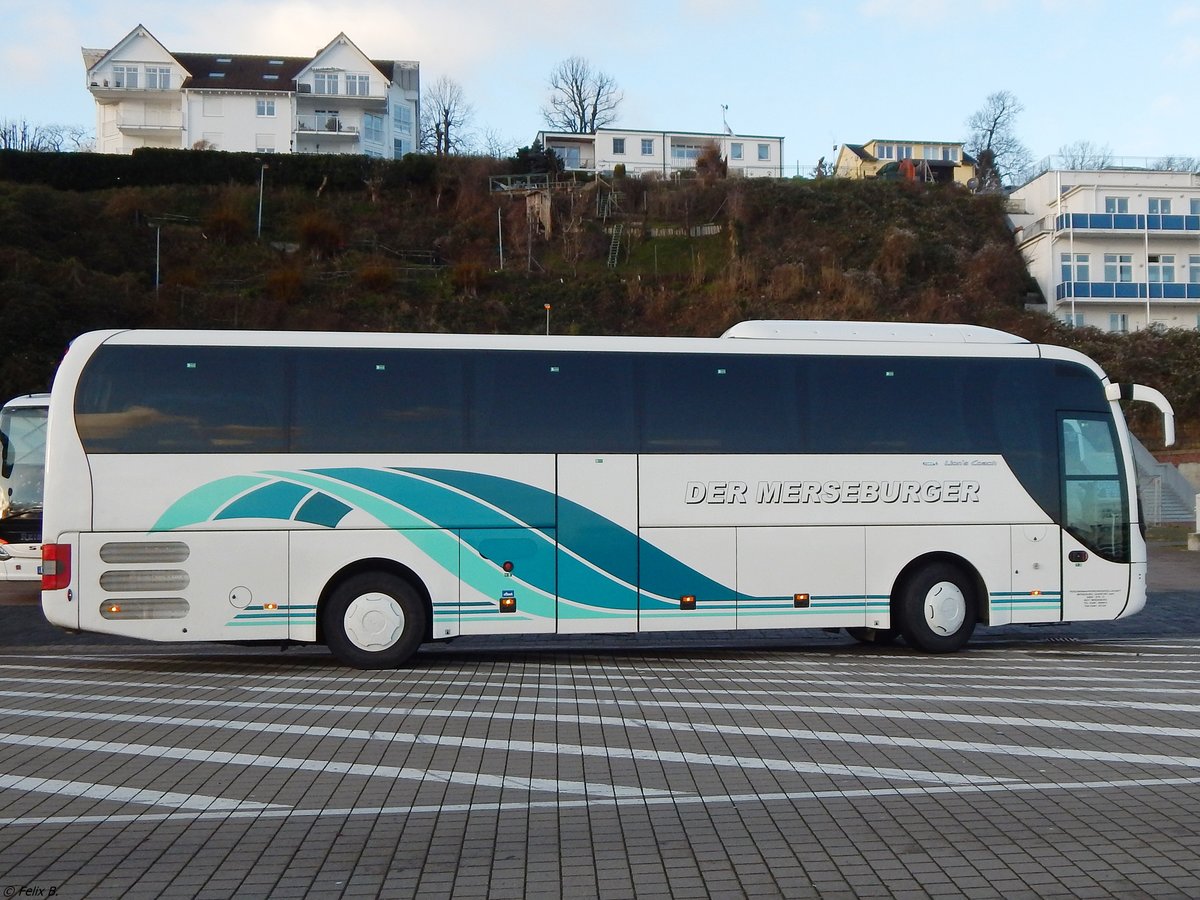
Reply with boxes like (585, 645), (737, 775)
(1058, 140), (1113, 169)
(1154, 156), (1200, 173)
(421, 76), (473, 156)
(478, 126), (514, 159)
(541, 56), (622, 133)
(0, 119), (93, 152)
(965, 90), (1032, 189)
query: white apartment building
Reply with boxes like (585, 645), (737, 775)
(83, 25), (419, 158)
(1010, 166), (1200, 332)
(536, 128), (785, 178)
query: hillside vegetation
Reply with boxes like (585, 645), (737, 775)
(0, 152), (1191, 447)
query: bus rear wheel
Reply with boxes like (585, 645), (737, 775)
(895, 563), (977, 653)
(322, 572), (426, 669)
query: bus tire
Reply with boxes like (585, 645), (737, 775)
(322, 572), (426, 669)
(895, 563), (976, 653)
(845, 626), (900, 645)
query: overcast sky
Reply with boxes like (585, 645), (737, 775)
(3, 0), (1199, 170)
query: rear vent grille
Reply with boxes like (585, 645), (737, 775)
(100, 542), (190, 564)
(99, 570), (190, 592)
(100, 598), (190, 620)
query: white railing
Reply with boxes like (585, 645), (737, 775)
(295, 115), (358, 135)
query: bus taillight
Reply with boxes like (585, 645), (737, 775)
(42, 544), (71, 591)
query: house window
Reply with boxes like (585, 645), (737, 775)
(256, 99), (276, 117)
(146, 67), (171, 90)
(1061, 252), (1089, 282)
(1109, 313), (1129, 333)
(757, 143), (770, 161)
(393, 138), (409, 157)
(641, 138), (654, 155)
(612, 137), (625, 154)
(943, 146), (958, 161)
(1149, 197), (1172, 214)
(923, 146), (939, 159)
(898, 145), (913, 159)
(314, 72), (339, 95)
(393, 104), (413, 136)
(671, 143), (704, 161)
(730, 143), (743, 160)
(1104, 197), (1129, 214)
(255, 134), (275, 153)
(346, 75), (370, 96)
(556, 145), (581, 168)
(1149, 254), (1176, 282)
(113, 65), (138, 89)
(1190, 254), (1200, 283)
(364, 114), (383, 143)
(1063, 312), (1085, 328)
(1191, 199), (1200, 215)
(1104, 253), (1133, 282)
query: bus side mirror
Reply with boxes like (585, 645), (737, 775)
(1107, 383), (1175, 447)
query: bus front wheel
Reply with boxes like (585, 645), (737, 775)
(322, 572), (426, 669)
(895, 563), (976, 653)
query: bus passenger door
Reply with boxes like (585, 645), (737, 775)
(1059, 414), (1134, 620)
(556, 455), (639, 633)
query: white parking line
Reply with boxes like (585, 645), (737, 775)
(0, 703), (1005, 788)
(0, 731), (680, 800)
(0, 773), (288, 811)
(4, 772), (1200, 830)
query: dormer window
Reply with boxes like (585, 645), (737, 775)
(146, 66), (171, 90)
(113, 65), (138, 89)
(216, 57), (232, 64)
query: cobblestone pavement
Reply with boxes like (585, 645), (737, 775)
(0, 543), (1198, 898)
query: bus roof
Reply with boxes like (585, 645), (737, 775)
(721, 320), (1028, 344)
(1, 393), (50, 410)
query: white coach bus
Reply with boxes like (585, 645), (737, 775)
(0, 393), (50, 580)
(41, 322), (1173, 668)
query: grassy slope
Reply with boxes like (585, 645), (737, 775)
(0, 162), (1189, 447)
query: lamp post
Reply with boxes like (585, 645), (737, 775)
(257, 162), (269, 239)
(544, 304), (551, 335)
(151, 221), (161, 295)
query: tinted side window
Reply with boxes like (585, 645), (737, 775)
(806, 357), (981, 454)
(470, 351), (636, 452)
(640, 354), (800, 453)
(292, 349), (465, 453)
(76, 345), (288, 453)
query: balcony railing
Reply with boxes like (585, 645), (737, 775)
(295, 83), (385, 101)
(1055, 213), (1200, 233)
(1057, 281), (1200, 300)
(115, 112), (183, 131)
(295, 115), (358, 135)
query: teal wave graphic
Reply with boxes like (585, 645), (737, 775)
(151, 466), (881, 620)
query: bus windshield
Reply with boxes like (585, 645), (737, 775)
(1, 401), (48, 518)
